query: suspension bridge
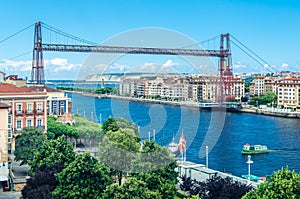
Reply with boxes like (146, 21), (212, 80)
(0, 21), (275, 102)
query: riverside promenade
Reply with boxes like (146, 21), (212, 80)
(177, 161), (260, 188)
(70, 91), (300, 118)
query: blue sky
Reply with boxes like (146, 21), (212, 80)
(0, 0), (300, 80)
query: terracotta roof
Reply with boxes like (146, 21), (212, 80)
(284, 78), (300, 81)
(57, 114), (75, 125)
(0, 83), (31, 93)
(21, 85), (61, 93)
(254, 76), (264, 79)
(0, 102), (10, 108)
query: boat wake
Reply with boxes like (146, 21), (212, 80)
(269, 148), (300, 152)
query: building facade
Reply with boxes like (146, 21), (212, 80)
(23, 86), (72, 116)
(276, 78), (300, 109)
(0, 83), (48, 152)
(0, 102), (9, 163)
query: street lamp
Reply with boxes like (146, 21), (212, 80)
(247, 155), (253, 181)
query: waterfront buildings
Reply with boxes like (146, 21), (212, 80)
(276, 78), (300, 109)
(250, 76), (265, 97)
(119, 75), (245, 103)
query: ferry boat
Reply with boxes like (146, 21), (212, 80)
(241, 143), (269, 155)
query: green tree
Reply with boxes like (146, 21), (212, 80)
(242, 167), (300, 199)
(98, 128), (140, 185)
(53, 152), (113, 199)
(73, 115), (103, 146)
(102, 117), (120, 133)
(29, 136), (76, 173)
(132, 140), (179, 199)
(248, 91), (277, 107)
(102, 178), (160, 199)
(99, 117), (140, 185)
(47, 116), (78, 139)
(14, 127), (46, 166)
(21, 164), (63, 199)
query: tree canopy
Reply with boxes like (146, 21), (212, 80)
(132, 140), (178, 199)
(47, 116), (78, 139)
(242, 167), (300, 199)
(102, 178), (160, 199)
(14, 127), (46, 166)
(248, 91), (277, 106)
(21, 164), (63, 199)
(181, 175), (252, 199)
(73, 114), (103, 146)
(53, 152), (113, 199)
(29, 136), (76, 173)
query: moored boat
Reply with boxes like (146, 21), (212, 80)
(241, 143), (269, 155)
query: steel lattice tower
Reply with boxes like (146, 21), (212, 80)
(31, 22), (44, 84)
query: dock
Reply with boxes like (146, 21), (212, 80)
(176, 161), (260, 188)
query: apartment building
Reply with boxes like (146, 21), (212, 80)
(0, 102), (9, 162)
(23, 85), (72, 116)
(188, 77), (245, 102)
(250, 76), (265, 96)
(0, 83), (48, 152)
(276, 78), (300, 109)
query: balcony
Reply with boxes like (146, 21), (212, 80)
(15, 110), (24, 115)
(35, 109), (44, 114)
(26, 110), (34, 114)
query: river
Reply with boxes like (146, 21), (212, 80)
(68, 92), (300, 177)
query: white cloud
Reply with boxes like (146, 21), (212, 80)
(281, 63), (288, 68)
(130, 60), (179, 73)
(233, 62), (247, 69)
(162, 60), (178, 68)
(0, 59), (32, 73)
(49, 58), (81, 72)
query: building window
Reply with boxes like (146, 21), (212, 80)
(8, 115), (12, 124)
(37, 103), (42, 112)
(16, 120), (22, 130)
(37, 119), (42, 126)
(27, 103), (33, 113)
(8, 129), (12, 138)
(16, 104), (22, 113)
(27, 119), (32, 127)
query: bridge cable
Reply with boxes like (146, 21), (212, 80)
(0, 50), (32, 64)
(0, 23), (35, 44)
(231, 34), (278, 72)
(230, 40), (273, 73)
(41, 22), (98, 46)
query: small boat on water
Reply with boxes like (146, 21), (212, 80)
(241, 174), (266, 182)
(241, 143), (269, 155)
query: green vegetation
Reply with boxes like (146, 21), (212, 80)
(99, 117), (140, 185)
(57, 86), (117, 95)
(20, 116), (179, 199)
(248, 91), (277, 107)
(102, 178), (160, 199)
(29, 136), (76, 173)
(242, 167), (300, 199)
(14, 127), (46, 166)
(21, 164), (63, 199)
(47, 116), (78, 139)
(53, 153), (113, 199)
(73, 114), (103, 146)
(180, 175), (252, 199)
